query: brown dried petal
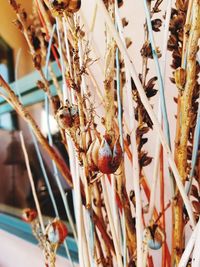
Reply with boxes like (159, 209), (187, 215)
(145, 77), (158, 91)
(175, 0), (189, 11)
(140, 42), (153, 59)
(191, 185), (199, 199)
(139, 151), (153, 167)
(136, 125), (149, 136)
(192, 201), (200, 214)
(168, 34), (178, 51)
(14, 19), (23, 32)
(151, 19), (162, 32)
(9, 0), (20, 11)
(37, 80), (45, 90)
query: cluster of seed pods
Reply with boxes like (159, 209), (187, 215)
(22, 209), (68, 245)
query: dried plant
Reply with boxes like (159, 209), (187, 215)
(0, 0), (200, 266)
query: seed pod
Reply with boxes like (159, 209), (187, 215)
(47, 220), (68, 244)
(22, 208), (37, 223)
(48, 0), (81, 15)
(56, 103), (79, 130)
(98, 137), (122, 174)
(174, 67), (186, 91)
(147, 225), (165, 250)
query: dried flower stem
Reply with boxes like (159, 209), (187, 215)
(173, 0), (200, 264)
(101, 177), (123, 267)
(181, 0), (194, 68)
(0, 75), (73, 187)
(178, 222), (199, 267)
(20, 131), (45, 233)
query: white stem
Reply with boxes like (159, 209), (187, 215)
(148, 139), (161, 220)
(192, 219), (200, 267)
(74, 155), (84, 267)
(178, 223), (198, 267)
(63, 17), (73, 78)
(95, 0), (195, 228)
(101, 177), (123, 267)
(19, 131), (45, 234)
(142, 228), (150, 267)
(76, 159), (91, 267)
(115, 5), (143, 265)
(148, 0), (173, 222)
(111, 174), (121, 246)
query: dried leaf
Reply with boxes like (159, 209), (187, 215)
(139, 151), (153, 167)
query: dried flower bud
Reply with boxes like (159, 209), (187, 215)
(22, 208), (37, 222)
(56, 103), (79, 130)
(37, 80), (46, 90)
(174, 67), (186, 92)
(122, 18), (129, 27)
(151, 19), (162, 32)
(98, 137), (122, 174)
(9, 0), (20, 11)
(48, 0), (81, 15)
(33, 54), (42, 70)
(147, 225), (165, 250)
(47, 220), (68, 244)
(125, 37), (132, 49)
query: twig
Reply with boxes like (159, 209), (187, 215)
(0, 75), (73, 187)
(101, 177), (123, 267)
(19, 131), (45, 233)
(173, 0), (200, 263)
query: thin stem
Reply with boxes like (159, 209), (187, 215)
(0, 75), (73, 187)
(101, 177), (123, 267)
(19, 131), (45, 234)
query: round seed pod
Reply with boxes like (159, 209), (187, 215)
(147, 225), (165, 250)
(98, 137), (122, 174)
(48, 0), (81, 15)
(47, 220), (68, 244)
(56, 106), (73, 129)
(56, 104), (79, 130)
(22, 208), (37, 223)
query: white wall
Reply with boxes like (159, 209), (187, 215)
(0, 230), (78, 267)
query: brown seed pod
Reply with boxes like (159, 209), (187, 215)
(22, 208), (37, 223)
(56, 103), (79, 130)
(147, 225), (165, 250)
(48, 0), (81, 15)
(47, 219), (68, 244)
(98, 137), (122, 174)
